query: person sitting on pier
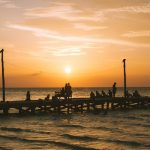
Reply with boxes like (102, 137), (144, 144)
(96, 91), (101, 98)
(52, 95), (59, 104)
(90, 91), (95, 100)
(101, 90), (107, 97)
(55, 87), (65, 99)
(25, 91), (31, 101)
(133, 90), (141, 98)
(45, 94), (50, 101)
(112, 82), (117, 98)
(126, 90), (132, 98)
(60, 87), (65, 97)
(108, 90), (112, 98)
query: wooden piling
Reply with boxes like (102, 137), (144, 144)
(123, 59), (127, 98)
(0, 49), (5, 102)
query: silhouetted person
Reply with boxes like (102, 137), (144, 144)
(108, 90), (112, 98)
(61, 87), (65, 97)
(126, 90), (132, 98)
(67, 83), (72, 97)
(101, 90), (107, 97)
(133, 90), (140, 98)
(26, 91), (31, 101)
(96, 91), (101, 98)
(64, 83), (68, 98)
(65, 83), (68, 92)
(45, 94), (50, 100)
(90, 91), (95, 100)
(112, 82), (117, 97)
(65, 83), (72, 100)
(52, 95), (59, 104)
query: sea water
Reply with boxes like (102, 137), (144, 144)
(0, 87), (150, 101)
(0, 87), (150, 150)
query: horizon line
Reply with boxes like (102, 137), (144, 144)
(0, 86), (150, 88)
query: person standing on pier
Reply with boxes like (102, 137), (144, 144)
(26, 91), (31, 101)
(112, 82), (117, 98)
(65, 83), (72, 100)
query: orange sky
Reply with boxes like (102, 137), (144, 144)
(0, 0), (150, 87)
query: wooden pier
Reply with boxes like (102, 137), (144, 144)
(0, 97), (150, 115)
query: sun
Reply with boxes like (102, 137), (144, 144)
(64, 66), (72, 74)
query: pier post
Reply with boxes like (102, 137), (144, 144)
(67, 101), (70, 114)
(3, 103), (8, 115)
(81, 103), (83, 113)
(19, 107), (23, 114)
(123, 59), (127, 98)
(0, 49), (5, 102)
(101, 103), (104, 110)
(87, 102), (90, 111)
(31, 106), (35, 114)
(106, 100), (109, 110)
(111, 101), (114, 109)
(57, 103), (60, 113)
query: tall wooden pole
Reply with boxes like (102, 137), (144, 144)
(0, 49), (5, 102)
(123, 59), (126, 98)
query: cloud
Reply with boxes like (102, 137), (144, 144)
(7, 24), (58, 35)
(0, 0), (18, 8)
(30, 71), (42, 76)
(94, 3), (150, 16)
(49, 47), (86, 56)
(24, 2), (105, 22)
(24, 2), (150, 25)
(7, 24), (150, 49)
(73, 23), (107, 31)
(122, 31), (150, 37)
(109, 4), (150, 13)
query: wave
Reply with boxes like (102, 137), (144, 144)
(0, 127), (52, 135)
(62, 133), (150, 148)
(132, 133), (150, 138)
(61, 134), (150, 148)
(128, 123), (150, 128)
(62, 134), (98, 141)
(124, 116), (145, 121)
(103, 138), (150, 148)
(140, 124), (150, 128)
(140, 114), (150, 118)
(0, 147), (12, 150)
(58, 124), (85, 129)
(94, 126), (122, 133)
(0, 135), (98, 150)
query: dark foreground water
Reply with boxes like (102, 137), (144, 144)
(0, 110), (150, 150)
(0, 87), (150, 150)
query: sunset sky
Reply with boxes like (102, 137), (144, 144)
(0, 0), (150, 87)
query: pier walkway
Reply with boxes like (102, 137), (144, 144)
(0, 97), (150, 115)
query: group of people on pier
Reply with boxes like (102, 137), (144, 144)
(55, 83), (72, 100)
(90, 82), (141, 99)
(25, 82), (141, 101)
(90, 82), (117, 99)
(127, 90), (141, 98)
(25, 83), (72, 101)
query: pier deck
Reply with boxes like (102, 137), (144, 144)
(0, 97), (150, 115)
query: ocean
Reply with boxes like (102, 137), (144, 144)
(0, 87), (150, 150)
